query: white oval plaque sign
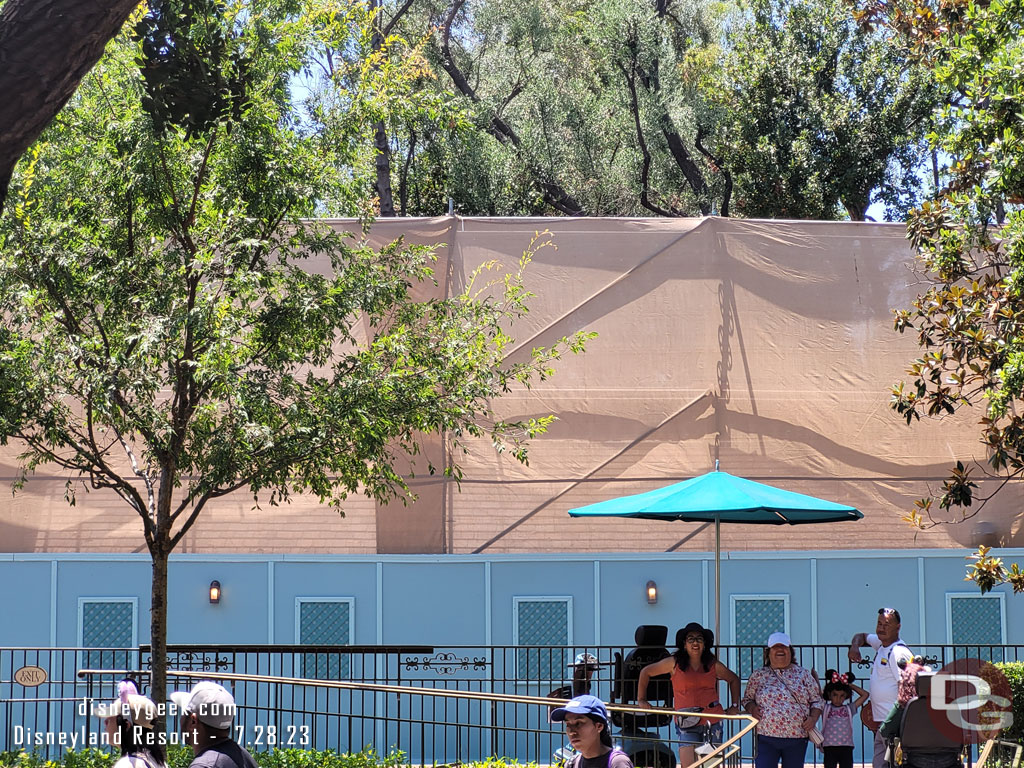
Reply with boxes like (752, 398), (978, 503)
(14, 665), (47, 687)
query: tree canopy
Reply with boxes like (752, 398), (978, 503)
(707, 0), (937, 220)
(0, 0), (589, 714)
(358, 0), (940, 219)
(870, 0), (1024, 589)
(0, 0), (943, 221)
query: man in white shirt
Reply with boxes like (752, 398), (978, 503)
(849, 608), (914, 768)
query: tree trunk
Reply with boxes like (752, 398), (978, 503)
(149, 545), (169, 732)
(368, 0), (395, 217)
(374, 119), (396, 216)
(0, 0), (141, 211)
(843, 197), (868, 221)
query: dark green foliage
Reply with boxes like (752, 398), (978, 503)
(136, 0), (248, 137)
(707, 0), (938, 220)
(880, 0), (1024, 559)
(995, 662), (1024, 743)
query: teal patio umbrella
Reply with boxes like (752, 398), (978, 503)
(568, 465), (862, 641)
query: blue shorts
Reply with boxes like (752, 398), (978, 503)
(675, 722), (723, 746)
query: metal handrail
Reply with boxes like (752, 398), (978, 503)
(80, 667), (759, 768)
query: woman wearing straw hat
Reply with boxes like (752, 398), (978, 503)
(637, 622), (741, 767)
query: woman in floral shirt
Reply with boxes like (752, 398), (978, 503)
(742, 632), (824, 768)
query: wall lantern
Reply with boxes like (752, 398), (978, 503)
(646, 580), (658, 605)
(209, 580), (221, 604)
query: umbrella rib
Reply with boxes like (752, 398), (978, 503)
(772, 509), (790, 522)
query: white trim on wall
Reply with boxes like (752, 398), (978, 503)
(484, 562), (492, 646)
(267, 561), (275, 644)
(376, 562), (384, 644)
(809, 559), (817, 644)
(918, 558), (927, 643)
(50, 560), (58, 646)
(9, 548), (1015, 564)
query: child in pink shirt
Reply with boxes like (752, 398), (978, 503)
(820, 670), (869, 768)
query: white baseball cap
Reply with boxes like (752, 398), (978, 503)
(767, 632), (792, 648)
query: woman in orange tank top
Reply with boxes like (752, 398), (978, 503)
(637, 622), (741, 767)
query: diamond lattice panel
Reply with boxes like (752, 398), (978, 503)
(82, 602), (133, 647)
(300, 602), (350, 679)
(735, 599), (786, 679)
(516, 600), (569, 680)
(951, 597), (1003, 662)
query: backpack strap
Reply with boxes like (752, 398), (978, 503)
(884, 641), (907, 683)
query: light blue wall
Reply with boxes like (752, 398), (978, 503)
(0, 550), (1018, 648)
(598, 557), (708, 641)
(383, 561), (488, 644)
(56, 559), (152, 646)
(490, 560), (596, 645)
(168, 560), (269, 643)
(274, 561), (379, 643)
(0, 560), (52, 645)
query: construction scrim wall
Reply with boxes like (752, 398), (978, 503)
(2, 216), (1019, 555)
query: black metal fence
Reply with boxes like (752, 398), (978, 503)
(1, 643), (1017, 763)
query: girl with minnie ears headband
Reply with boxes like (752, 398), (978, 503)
(819, 670), (869, 768)
(93, 678), (168, 768)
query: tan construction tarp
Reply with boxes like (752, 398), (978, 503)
(2, 216), (1020, 554)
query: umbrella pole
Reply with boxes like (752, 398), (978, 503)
(715, 514), (721, 645)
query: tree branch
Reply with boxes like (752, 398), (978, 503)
(381, 0), (416, 38)
(0, 0), (142, 212)
(435, 1), (585, 215)
(83, 396), (152, 532)
(399, 127), (416, 216)
(168, 492), (213, 550)
(695, 125), (732, 217)
(617, 60), (679, 217)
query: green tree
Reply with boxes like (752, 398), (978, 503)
(0, 0), (589, 717)
(385, 0), (935, 220)
(402, 0), (725, 217)
(427, 0), (592, 215)
(705, 0), (938, 220)
(872, 0), (1024, 587)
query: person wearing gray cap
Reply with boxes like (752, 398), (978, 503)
(550, 694), (633, 768)
(170, 682), (257, 768)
